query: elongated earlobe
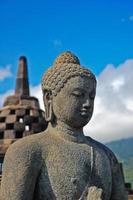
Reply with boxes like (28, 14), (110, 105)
(43, 91), (53, 122)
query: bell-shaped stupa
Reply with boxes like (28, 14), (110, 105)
(0, 56), (47, 179)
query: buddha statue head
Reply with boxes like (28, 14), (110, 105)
(41, 51), (96, 129)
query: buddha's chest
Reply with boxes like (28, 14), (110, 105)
(36, 142), (112, 200)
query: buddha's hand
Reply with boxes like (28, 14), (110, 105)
(79, 186), (103, 200)
(87, 186), (102, 200)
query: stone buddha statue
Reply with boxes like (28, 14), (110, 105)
(0, 52), (127, 200)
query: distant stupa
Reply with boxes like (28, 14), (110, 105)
(0, 56), (47, 177)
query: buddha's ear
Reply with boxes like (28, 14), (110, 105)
(43, 90), (53, 122)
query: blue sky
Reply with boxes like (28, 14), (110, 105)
(0, 0), (133, 93)
(0, 0), (133, 142)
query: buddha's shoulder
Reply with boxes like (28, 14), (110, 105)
(85, 136), (119, 164)
(4, 131), (49, 159)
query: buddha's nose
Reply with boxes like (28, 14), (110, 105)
(83, 99), (90, 109)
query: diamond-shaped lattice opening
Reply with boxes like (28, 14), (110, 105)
(10, 110), (15, 115)
(15, 131), (23, 138)
(0, 117), (6, 123)
(0, 163), (3, 174)
(0, 131), (4, 139)
(25, 125), (30, 131)
(25, 109), (30, 115)
(0, 157), (4, 174)
(6, 123), (14, 130)
(17, 117), (24, 123)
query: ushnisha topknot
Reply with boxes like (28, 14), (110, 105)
(41, 51), (96, 96)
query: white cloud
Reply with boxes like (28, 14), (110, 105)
(0, 65), (12, 81)
(125, 99), (133, 112)
(30, 84), (44, 110)
(111, 77), (125, 91)
(84, 59), (133, 143)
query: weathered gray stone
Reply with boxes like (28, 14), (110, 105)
(0, 51), (127, 200)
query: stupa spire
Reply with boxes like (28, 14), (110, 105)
(15, 56), (30, 96)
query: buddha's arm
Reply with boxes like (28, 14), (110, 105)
(0, 140), (41, 200)
(110, 154), (128, 200)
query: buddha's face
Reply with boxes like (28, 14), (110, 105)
(52, 76), (96, 129)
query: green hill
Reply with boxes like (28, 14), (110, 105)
(106, 137), (133, 186)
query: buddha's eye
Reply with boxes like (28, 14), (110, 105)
(71, 91), (84, 97)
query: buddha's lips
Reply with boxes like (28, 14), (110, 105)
(80, 109), (91, 117)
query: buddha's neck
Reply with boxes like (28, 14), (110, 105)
(48, 121), (86, 143)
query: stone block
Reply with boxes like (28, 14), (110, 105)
(4, 130), (15, 139)
(6, 115), (16, 123)
(3, 95), (19, 106)
(0, 123), (6, 131)
(16, 109), (26, 116)
(0, 109), (10, 117)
